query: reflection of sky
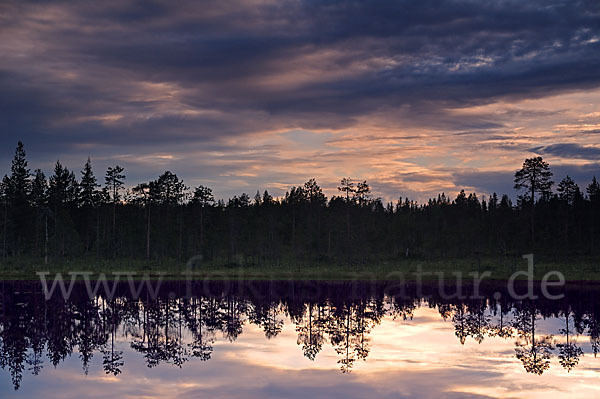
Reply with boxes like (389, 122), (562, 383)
(2, 307), (599, 399)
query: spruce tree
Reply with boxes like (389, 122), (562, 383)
(4, 142), (32, 255)
(6, 141), (31, 205)
(48, 161), (78, 256)
(587, 177), (600, 203)
(79, 158), (100, 208)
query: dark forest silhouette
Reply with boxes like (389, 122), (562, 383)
(1, 141), (600, 264)
(0, 280), (599, 390)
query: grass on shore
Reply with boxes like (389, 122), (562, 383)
(0, 255), (598, 281)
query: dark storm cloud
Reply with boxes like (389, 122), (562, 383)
(552, 162), (600, 186)
(530, 143), (600, 159)
(3, 1), (600, 127)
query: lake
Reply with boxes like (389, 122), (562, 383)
(0, 279), (599, 398)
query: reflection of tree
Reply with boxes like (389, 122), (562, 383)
(46, 299), (75, 367)
(130, 297), (188, 368)
(513, 305), (554, 375)
(223, 297), (245, 342)
(130, 300), (161, 368)
(557, 310), (583, 372)
(437, 303), (452, 321)
(26, 296), (47, 376)
(451, 302), (492, 345)
(169, 299), (188, 368)
(452, 305), (469, 345)
(488, 303), (513, 339)
(515, 335), (554, 375)
(330, 307), (358, 373)
(76, 298), (104, 374)
(329, 300), (380, 373)
(101, 337), (124, 376)
(6, 281), (600, 391)
(466, 302), (491, 344)
(296, 303), (325, 360)
(185, 298), (214, 362)
(389, 298), (416, 321)
(251, 302), (283, 339)
(101, 300), (123, 376)
(585, 313), (600, 358)
(0, 303), (27, 390)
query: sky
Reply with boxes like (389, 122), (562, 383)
(1, 0), (599, 202)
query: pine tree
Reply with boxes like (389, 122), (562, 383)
(355, 181), (371, 206)
(30, 169), (48, 258)
(514, 156), (554, 244)
(192, 185), (215, 248)
(4, 142), (32, 255)
(77, 158), (101, 254)
(514, 157), (554, 204)
(30, 170), (47, 209)
(154, 171), (187, 206)
(79, 158), (100, 208)
(587, 177), (600, 203)
(304, 178), (326, 205)
(132, 182), (152, 258)
(338, 178), (355, 202)
(48, 161), (78, 256)
(557, 176), (580, 205)
(6, 142), (31, 205)
(338, 178), (355, 259)
(105, 166), (125, 232)
(587, 176), (600, 254)
(48, 161), (78, 207)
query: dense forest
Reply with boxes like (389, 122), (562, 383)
(1, 141), (599, 265)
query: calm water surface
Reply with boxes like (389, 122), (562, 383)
(0, 280), (599, 398)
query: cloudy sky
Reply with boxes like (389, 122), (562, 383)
(1, 0), (599, 202)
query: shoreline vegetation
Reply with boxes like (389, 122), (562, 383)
(1, 142), (599, 280)
(0, 255), (598, 281)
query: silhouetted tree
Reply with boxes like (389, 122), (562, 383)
(557, 176), (580, 205)
(30, 169), (48, 258)
(48, 161), (78, 256)
(78, 158), (101, 253)
(191, 185), (214, 249)
(514, 156), (553, 244)
(355, 181), (371, 206)
(3, 142), (31, 255)
(105, 165), (125, 235)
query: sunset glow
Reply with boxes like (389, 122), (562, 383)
(2, 1), (599, 201)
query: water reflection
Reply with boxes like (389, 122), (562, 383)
(0, 280), (599, 395)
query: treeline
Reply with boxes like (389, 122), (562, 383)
(1, 142), (599, 264)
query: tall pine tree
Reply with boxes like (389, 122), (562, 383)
(4, 142), (32, 255)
